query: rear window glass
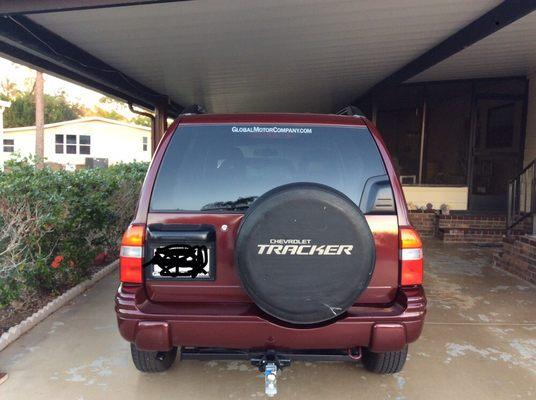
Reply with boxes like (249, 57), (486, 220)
(150, 124), (386, 212)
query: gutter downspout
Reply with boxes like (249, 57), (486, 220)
(128, 102), (155, 155)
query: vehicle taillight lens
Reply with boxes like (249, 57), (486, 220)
(120, 224), (145, 283)
(400, 227), (423, 286)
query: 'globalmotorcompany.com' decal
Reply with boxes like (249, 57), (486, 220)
(232, 126), (313, 134)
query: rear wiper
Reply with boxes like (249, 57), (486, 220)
(201, 196), (258, 211)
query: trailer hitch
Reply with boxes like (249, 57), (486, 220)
(180, 347), (363, 397)
(250, 350), (291, 397)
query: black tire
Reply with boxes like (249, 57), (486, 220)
(130, 343), (178, 373)
(362, 345), (408, 374)
(235, 182), (375, 325)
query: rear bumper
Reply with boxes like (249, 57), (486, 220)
(115, 285), (426, 353)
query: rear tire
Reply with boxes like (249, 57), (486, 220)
(362, 345), (408, 374)
(130, 343), (178, 372)
(235, 182), (375, 325)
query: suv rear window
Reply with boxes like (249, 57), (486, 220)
(150, 124), (387, 212)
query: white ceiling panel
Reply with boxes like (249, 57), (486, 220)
(409, 10), (536, 82)
(30, 0), (501, 112)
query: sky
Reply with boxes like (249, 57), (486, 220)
(0, 56), (138, 118)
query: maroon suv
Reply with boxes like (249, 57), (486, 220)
(116, 113), (425, 386)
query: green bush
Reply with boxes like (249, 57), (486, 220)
(0, 158), (148, 306)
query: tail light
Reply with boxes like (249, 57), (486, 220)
(400, 227), (423, 286)
(120, 224), (145, 283)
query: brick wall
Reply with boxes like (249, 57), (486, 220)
(493, 235), (536, 284)
(437, 215), (509, 244)
(437, 215), (506, 230)
(438, 229), (504, 243)
(409, 211), (437, 237)
(517, 216), (534, 234)
(409, 212), (530, 243)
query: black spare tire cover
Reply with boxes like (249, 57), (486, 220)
(235, 183), (375, 325)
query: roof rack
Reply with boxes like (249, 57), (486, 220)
(180, 104), (205, 115)
(335, 105), (366, 118)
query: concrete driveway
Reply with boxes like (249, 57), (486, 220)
(1, 240), (535, 400)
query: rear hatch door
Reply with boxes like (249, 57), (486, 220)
(144, 122), (399, 305)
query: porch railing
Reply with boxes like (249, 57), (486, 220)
(507, 159), (536, 234)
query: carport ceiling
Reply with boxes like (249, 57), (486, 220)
(409, 9), (536, 82)
(2, 0), (509, 113)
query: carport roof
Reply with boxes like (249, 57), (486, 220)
(1, 0), (536, 114)
(410, 8), (536, 82)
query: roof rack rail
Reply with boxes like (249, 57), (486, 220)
(180, 104), (205, 115)
(335, 105), (366, 118)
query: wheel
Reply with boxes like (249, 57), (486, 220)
(362, 345), (408, 374)
(130, 343), (178, 372)
(235, 182), (375, 325)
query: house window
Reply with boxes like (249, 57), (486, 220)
(55, 134), (91, 155)
(66, 135), (77, 154)
(142, 136), (148, 151)
(3, 139), (14, 153)
(55, 134), (64, 153)
(79, 135), (91, 155)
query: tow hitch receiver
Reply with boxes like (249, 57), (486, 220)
(251, 350), (291, 397)
(180, 347), (362, 397)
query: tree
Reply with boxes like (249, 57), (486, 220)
(1, 79), (21, 99)
(87, 97), (152, 127)
(2, 91), (83, 128)
(89, 106), (128, 122)
(129, 115), (151, 127)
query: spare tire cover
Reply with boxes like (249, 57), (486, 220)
(235, 183), (375, 324)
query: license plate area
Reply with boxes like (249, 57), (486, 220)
(145, 224), (216, 281)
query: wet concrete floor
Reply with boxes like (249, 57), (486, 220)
(0, 240), (535, 399)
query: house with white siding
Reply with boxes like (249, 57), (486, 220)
(1, 117), (151, 168)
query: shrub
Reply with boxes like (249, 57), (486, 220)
(0, 157), (148, 306)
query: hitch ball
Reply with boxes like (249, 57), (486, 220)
(264, 362), (278, 397)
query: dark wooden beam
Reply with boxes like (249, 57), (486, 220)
(153, 101), (168, 153)
(0, 15), (183, 116)
(0, 0), (190, 15)
(354, 0), (536, 104)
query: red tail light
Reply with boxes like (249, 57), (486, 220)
(120, 224), (145, 283)
(400, 227), (423, 286)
